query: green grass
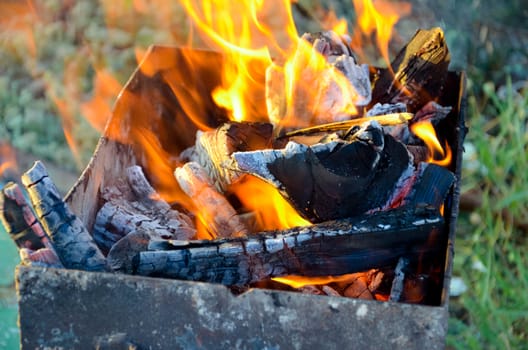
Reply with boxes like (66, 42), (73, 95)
(0, 225), (20, 350)
(447, 81), (528, 349)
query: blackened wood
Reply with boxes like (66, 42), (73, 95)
(370, 28), (450, 112)
(233, 123), (414, 222)
(21, 161), (107, 271)
(188, 122), (273, 192)
(134, 207), (444, 286)
(92, 165), (195, 254)
(174, 162), (247, 238)
(1, 182), (48, 251)
(0, 182), (62, 267)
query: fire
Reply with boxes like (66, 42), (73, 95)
(230, 176), (310, 231)
(272, 273), (361, 289)
(0, 143), (19, 179)
(410, 121), (452, 166)
(350, 0), (411, 65)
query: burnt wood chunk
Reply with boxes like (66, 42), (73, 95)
(21, 161), (107, 271)
(233, 122), (414, 222)
(93, 165), (195, 255)
(370, 27), (450, 112)
(133, 207), (444, 286)
(187, 122), (273, 191)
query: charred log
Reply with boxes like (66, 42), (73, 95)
(233, 122), (415, 222)
(133, 207), (444, 286)
(370, 28), (450, 112)
(21, 161), (107, 271)
(92, 165), (195, 255)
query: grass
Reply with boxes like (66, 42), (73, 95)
(447, 81), (528, 349)
(0, 1), (527, 349)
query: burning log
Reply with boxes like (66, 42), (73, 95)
(232, 121), (417, 222)
(133, 207), (444, 286)
(20, 161), (107, 271)
(92, 165), (195, 255)
(370, 27), (451, 112)
(174, 162), (248, 238)
(185, 122), (273, 191)
(266, 31), (371, 128)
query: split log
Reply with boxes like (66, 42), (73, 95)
(92, 165), (195, 255)
(370, 27), (450, 112)
(133, 207), (444, 286)
(21, 161), (107, 271)
(186, 122), (273, 192)
(232, 121), (415, 222)
(174, 162), (247, 238)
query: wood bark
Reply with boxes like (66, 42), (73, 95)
(133, 207), (444, 286)
(21, 161), (107, 271)
(92, 165), (195, 255)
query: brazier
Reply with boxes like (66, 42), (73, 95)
(16, 45), (466, 349)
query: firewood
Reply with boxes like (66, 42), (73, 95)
(132, 207), (444, 286)
(0, 182), (62, 267)
(389, 257), (409, 302)
(280, 112), (413, 138)
(187, 122), (273, 192)
(174, 162), (247, 238)
(20, 161), (107, 271)
(232, 121), (415, 222)
(343, 275), (372, 299)
(266, 31), (371, 128)
(370, 27), (451, 112)
(92, 165), (195, 254)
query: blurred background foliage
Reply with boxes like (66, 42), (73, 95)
(0, 0), (527, 349)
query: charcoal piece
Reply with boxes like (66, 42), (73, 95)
(370, 27), (450, 112)
(132, 207), (444, 286)
(233, 122), (413, 222)
(404, 162), (455, 208)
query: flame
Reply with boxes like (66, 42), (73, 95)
(272, 273), (361, 289)
(350, 0), (411, 65)
(230, 176), (310, 230)
(0, 143), (19, 179)
(410, 121), (452, 166)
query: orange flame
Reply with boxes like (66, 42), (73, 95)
(272, 273), (361, 289)
(350, 0), (411, 66)
(230, 176), (310, 231)
(410, 121), (452, 166)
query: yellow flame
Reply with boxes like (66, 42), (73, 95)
(410, 121), (452, 166)
(230, 176), (310, 230)
(351, 0), (411, 66)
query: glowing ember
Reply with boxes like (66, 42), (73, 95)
(0, 143), (18, 179)
(272, 273), (362, 289)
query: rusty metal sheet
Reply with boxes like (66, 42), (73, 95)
(17, 265), (447, 350)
